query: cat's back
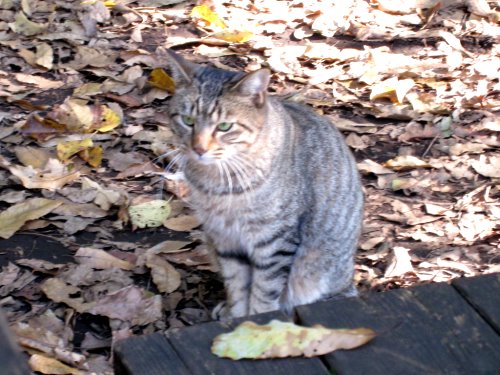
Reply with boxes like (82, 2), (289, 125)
(279, 99), (356, 174)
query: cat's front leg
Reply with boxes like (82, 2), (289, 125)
(248, 247), (295, 315)
(217, 252), (252, 318)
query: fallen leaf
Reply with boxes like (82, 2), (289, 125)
(148, 68), (175, 93)
(9, 11), (48, 36)
(383, 155), (432, 171)
(0, 198), (62, 239)
(86, 285), (162, 325)
(191, 5), (227, 29)
(384, 246), (414, 278)
(146, 254), (181, 294)
(28, 354), (82, 375)
(75, 247), (134, 270)
(14, 146), (51, 168)
(41, 278), (94, 313)
(57, 138), (93, 162)
(128, 199), (171, 228)
(6, 159), (81, 190)
(370, 77), (415, 104)
(96, 105), (121, 132)
(212, 320), (376, 359)
(35, 43), (54, 70)
(211, 30), (253, 43)
(163, 214), (199, 231)
(470, 155), (500, 178)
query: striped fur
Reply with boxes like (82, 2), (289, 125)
(164, 49), (363, 318)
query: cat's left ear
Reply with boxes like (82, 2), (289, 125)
(157, 47), (197, 86)
(231, 69), (270, 108)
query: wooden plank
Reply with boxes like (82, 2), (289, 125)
(165, 311), (330, 375)
(114, 332), (191, 375)
(0, 309), (30, 375)
(296, 282), (500, 375)
(452, 273), (500, 333)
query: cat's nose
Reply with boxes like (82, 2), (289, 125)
(193, 144), (207, 156)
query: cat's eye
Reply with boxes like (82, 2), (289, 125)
(217, 122), (233, 132)
(180, 115), (195, 127)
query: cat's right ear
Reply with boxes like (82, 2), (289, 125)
(231, 69), (270, 108)
(157, 47), (196, 86)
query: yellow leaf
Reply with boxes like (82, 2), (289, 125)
(149, 68), (176, 93)
(57, 138), (93, 162)
(96, 105), (121, 132)
(191, 5), (227, 29)
(212, 30), (253, 43)
(28, 354), (82, 375)
(383, 155), (432, 171)
(212, 320), (376, 359)
(0, 198), (62, 239)
(87, 145), (103, 168)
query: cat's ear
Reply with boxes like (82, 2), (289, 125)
(231, 69), (270, 108)
(157, 47), (197, 86)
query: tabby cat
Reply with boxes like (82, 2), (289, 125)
(163, 48), (363, 318)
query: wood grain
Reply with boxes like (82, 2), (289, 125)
(296, 282), (500, 375)
(452, 273), (500, 333)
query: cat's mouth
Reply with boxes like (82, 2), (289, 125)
(188, 150), (218, 165)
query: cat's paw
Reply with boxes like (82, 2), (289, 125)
(211, 301), (230, 321)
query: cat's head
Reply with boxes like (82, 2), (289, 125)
(163, 49), (270, 167)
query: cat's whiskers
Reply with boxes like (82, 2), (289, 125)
(232, 155), (259, 187)
(220, 160), (233, 194)
(228, 157), (253, 195)
(154, 147), (179, 164)
(234, 154), (263, 180)
(215, 160), (225, 192)
(165, 152), (183, 173)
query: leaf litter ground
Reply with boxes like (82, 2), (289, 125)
(0, 0), (499, 373)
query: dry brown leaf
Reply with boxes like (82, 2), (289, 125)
(7, 158), (80, 191)
(28, 354), (82, 375)
(0, 198), (62, 239)
(41, 278), (94, 313)
(163, 214), (200, 231)
(146, 254), (181, 294)
(75, 247), (134, 270)
(86, 285), (162, 325)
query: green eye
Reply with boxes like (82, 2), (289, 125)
(217, 122), (233, 132)
(181, 115), (195, 127)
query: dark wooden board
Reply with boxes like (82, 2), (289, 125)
(296, 282), (500, 375)
(165, 311), (329, 375)
(452, 273), (500, 333)
(114, 332), (191, 375)
(0, 309), (30, 375)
